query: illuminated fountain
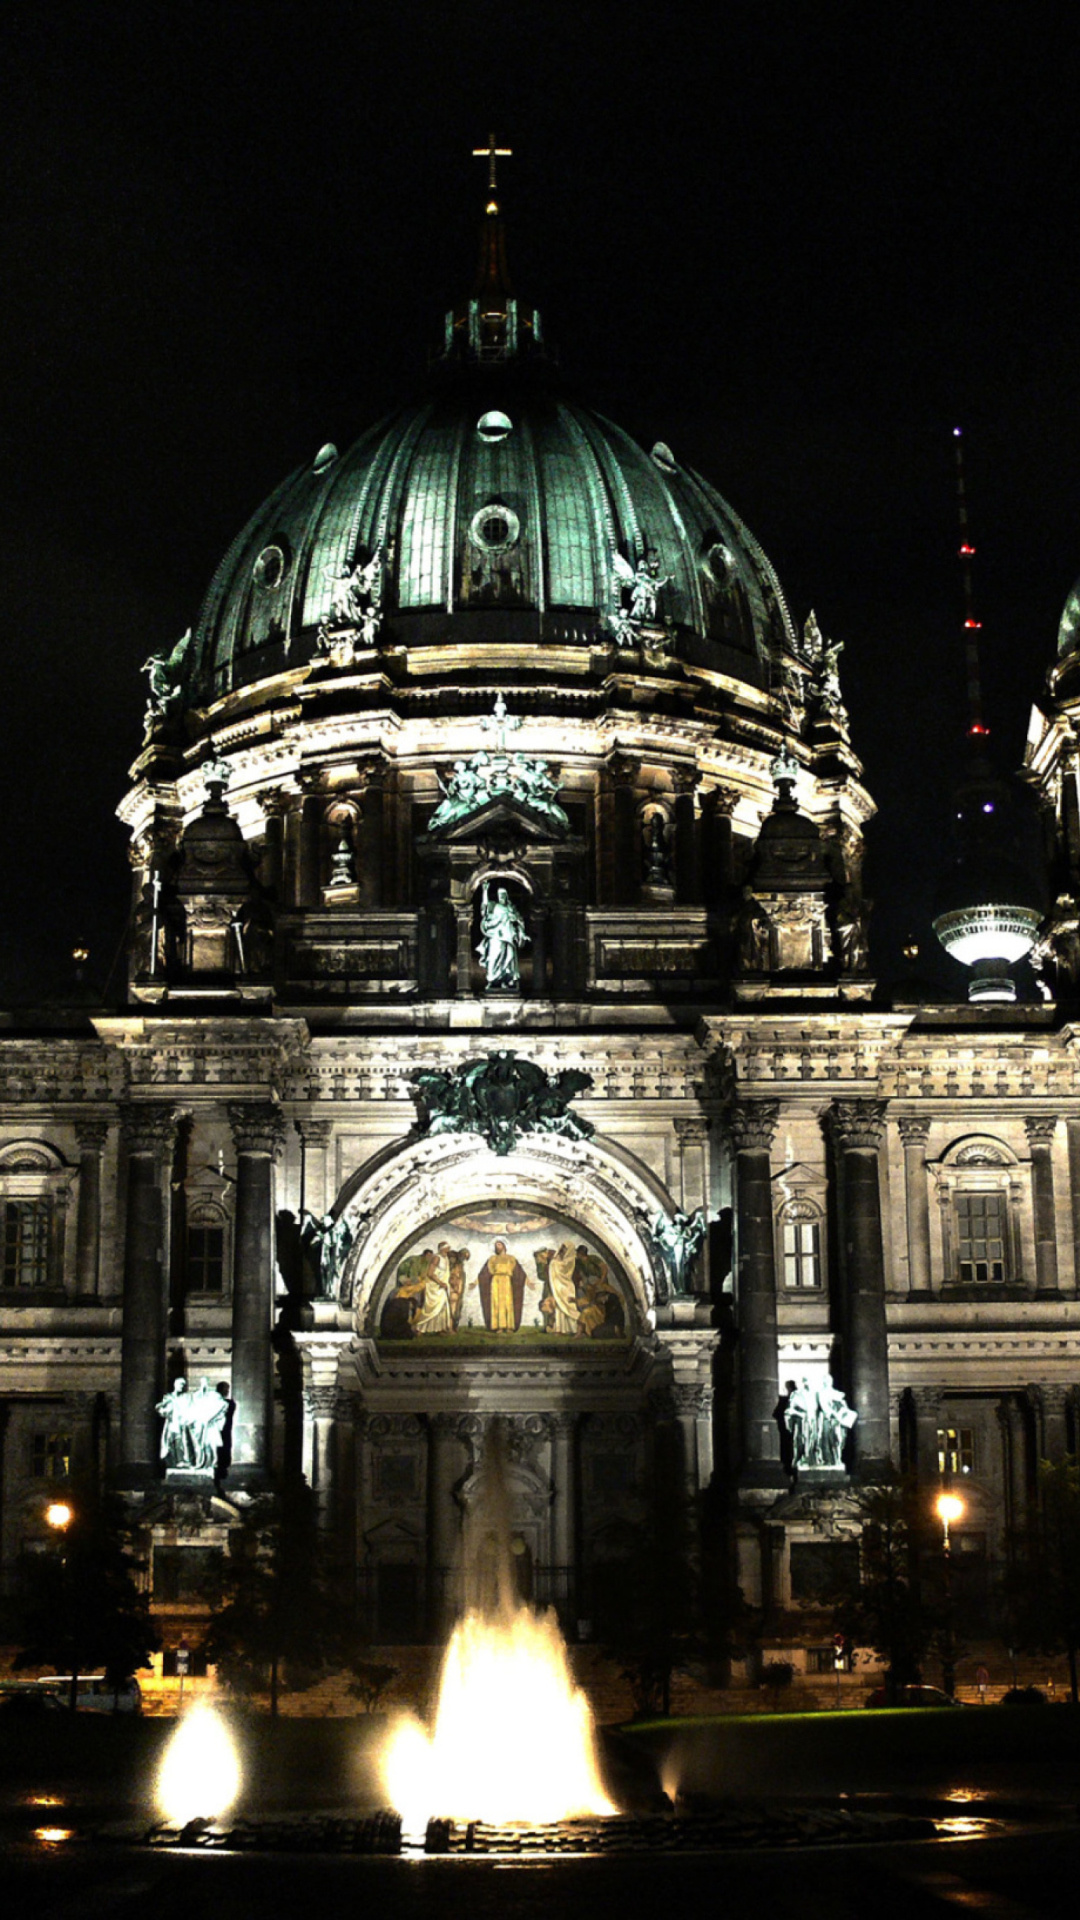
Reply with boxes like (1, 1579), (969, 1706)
(156, 1703), (242, 1827)
(380, 1424), (615, 1831)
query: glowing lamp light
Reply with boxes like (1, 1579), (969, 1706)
(959, 543), (976, 557)
(964, 618), (983, 630)
(157, 1706), (241, 1826)
(44, 1503), (73, 1531)
(936, 1492), (964, 1527)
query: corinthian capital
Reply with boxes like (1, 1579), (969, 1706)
(1024, 1116), (1057, 1149)
(830, 1099), (887, 1152)
(120, 1104), (177, 1159)
(228, 1103), (286, 1159)
(728, 1100), (780, 1154)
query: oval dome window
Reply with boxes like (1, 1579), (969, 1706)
(252, 544), (288, 591)
(477, 410), (513, 443)
(312, 442), (338, 473)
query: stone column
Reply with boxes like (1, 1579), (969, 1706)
(427, 1413), (463, 1632)
(730, 1100), (783, 1480)
(673, 1382), (715, 1491)
(830, 1100), (891, 1468)
(607, 754), (641, 905)
(295, 1117), (333, 1222)
(673, 767), (700, 905)
(550, 1412), (577, 1619)
(304, 1382), (338, 1530)
(74, 1119), (108, 1298)
(529, 904), (548, 998)
(997, 1396), (1028, 1535)
(699, 786), (738, 909)
(1067, 1119), (1080, 1294)
(260, 792), (287, 900)
(118, 1106), (176, 1480)
(1033, 1382), (1070, 1464)
(909, 1385), (941, 1484)
(674, 1118), (710, 1289)
(455, 903), (474, 997)
(227, 1103), (285, 1481)
(1025, 1118), (1060, 1295)
(298, 793), (323, 909)
(897, 1116), (933, 1296)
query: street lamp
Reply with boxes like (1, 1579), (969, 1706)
(44, 1499), (78, 1712)
(936, 1490), (965, 1698)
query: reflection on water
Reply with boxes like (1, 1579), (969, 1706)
(33, 1827), (74, 1846)
(936, 1816), (1003, 1840)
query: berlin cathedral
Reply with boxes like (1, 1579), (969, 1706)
(3, 158), (1080, 1693)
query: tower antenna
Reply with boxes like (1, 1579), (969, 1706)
(952, 426), (989, 741)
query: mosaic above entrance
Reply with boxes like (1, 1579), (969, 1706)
(374, 1205), (633, 1343)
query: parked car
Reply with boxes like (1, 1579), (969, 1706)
(0, 1688), (65, 1716)
(866, 1683), (963, 1708)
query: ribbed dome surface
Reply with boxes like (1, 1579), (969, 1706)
(186, 367), (796, 709)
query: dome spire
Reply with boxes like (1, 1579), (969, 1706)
(953, 426), (989, 742)
(438, 135), (544, 366)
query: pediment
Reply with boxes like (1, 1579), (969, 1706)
(427, 795), (567, 843)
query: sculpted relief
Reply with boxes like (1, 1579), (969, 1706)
(374, 1203), (632, 1344)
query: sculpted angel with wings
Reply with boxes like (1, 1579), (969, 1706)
(612, 551), (670, 625)
(142, 628), (191, 729)
(325, 547), (383, 628)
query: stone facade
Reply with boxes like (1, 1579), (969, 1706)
(1, 207), (1075, 1685)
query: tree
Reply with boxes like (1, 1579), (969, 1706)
(13, 1483), (157, 1710)
(204, 1483), (348, 1716)
(1003, 1456), (1080, 1705)
(835, 1476), (942, 1701)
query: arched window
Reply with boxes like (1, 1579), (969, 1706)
(779, 1197), (823, 1290)
(0, 1142), (72, 1295)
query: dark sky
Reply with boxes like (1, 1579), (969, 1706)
(3, 1), (1079, 1003)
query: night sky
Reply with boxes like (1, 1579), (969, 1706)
(3, 2), (1079, 1005)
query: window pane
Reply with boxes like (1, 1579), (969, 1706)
(2, 1201), (49, 1288)
(187, 1226), (225, 1293)
(956, 1192), (1005, 1283)
(31, 1432), (71, 1478)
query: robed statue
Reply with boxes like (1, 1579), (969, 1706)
(476, 882), (528, 991)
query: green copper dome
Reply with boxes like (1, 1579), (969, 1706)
(182, 364), (795, 711)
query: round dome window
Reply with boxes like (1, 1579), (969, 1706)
(253, 544), (288, 591)
(312, 442), (338, 474)
(469, 504), (521, 553)
(477, 410), (513, 443)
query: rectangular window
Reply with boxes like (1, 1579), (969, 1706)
(187, 1225), (225, 1294)
(31, 1432), (71, 1479)
(782, 1216), (822, 1289)
(789, 1541), (860, 1603)
(936, 1427), (975, 1476)
(375, 1564), (420, 1643)
(2, 1200), (50, 1289)
(955, 1192), (1006, 1284)
(153, 1546), (224, 1606)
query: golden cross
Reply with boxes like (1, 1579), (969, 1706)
(472, 132), (512, 197)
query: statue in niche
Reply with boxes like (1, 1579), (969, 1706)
(643, 811), (673, 888)
(784, 1376), (857, 1469)
(142, 628), (191, 737)
(1033, 893), (1080, 997)
(156, 1376), (228, 1473)
(329, 834), (356, 887)
(834, 888), (871, 973)
(300, 1208), (355, 1300)
(476, 881), (529, 991)
(736, 889), (772, 972)
(652, 1207), (708, 1296)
